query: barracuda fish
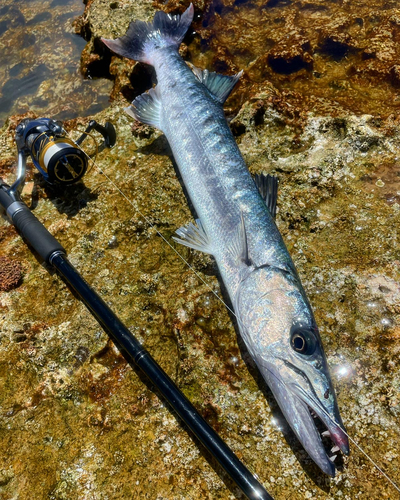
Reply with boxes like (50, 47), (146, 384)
(102, 4), (350, 476)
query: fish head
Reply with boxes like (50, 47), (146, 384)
(235, 265), (349, 476)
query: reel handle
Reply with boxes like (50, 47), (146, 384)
(75, 120), (117, 153)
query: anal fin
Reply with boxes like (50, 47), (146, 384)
(124, 86), (162, 130)
(173, 219), (213, 255)
(254, 174), (278, 219)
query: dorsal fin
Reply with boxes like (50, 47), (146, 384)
(124, 86), (162, 130)
(192, 66), (243, 104)
(254, 174), (278, 219)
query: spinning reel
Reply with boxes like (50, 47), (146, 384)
(11, 117), (116, 196)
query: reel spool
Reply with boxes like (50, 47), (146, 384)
(15, 118), (116, 185)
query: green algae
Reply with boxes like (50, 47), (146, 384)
(0, 0), (400, 499)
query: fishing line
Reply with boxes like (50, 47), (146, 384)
(70, 127), (99, 175)
(68, 132), (400, 494)
(317, 404), (400, 494)
(65, 130), (240, 322)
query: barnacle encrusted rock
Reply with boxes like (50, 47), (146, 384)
(0, 256), (22, 291)
(0, 0), (400, 499)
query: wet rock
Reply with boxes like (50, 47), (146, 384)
(268, 35), (313, 74)
(390, 64), (400, 87)
(131, 121), (154, 139)
(0, 0), (112, 127)
(1, 1), (400, 499)
(318, 31), (357, 60)
(0, 256), (22, 291)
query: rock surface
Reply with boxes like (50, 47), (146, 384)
(0, 1), (400, 499)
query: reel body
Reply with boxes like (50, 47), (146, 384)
(16, 118), (86, 184)
(15, 117), (116, 186)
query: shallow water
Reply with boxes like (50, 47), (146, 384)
(0, 1), (400, 499)
(0, 0), (112, 126)
(186, 0), (400, 119)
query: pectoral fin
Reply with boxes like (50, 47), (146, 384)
(173, 219), (213, 254)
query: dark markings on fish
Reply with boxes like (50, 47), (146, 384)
(280, 358), (322, 404)
(253, 262), (296, 279)
(240, 212), (253, 266)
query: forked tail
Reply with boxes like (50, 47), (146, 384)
(101, 4), (194, 65)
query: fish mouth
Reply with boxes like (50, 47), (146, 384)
(292, 383), (350, 460)
(265, 369), (349, 477)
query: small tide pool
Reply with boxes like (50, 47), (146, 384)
(0, 0), (112, 127)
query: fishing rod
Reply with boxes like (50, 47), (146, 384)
(67, 123), (400, 496)
(0, 117), (273, 500)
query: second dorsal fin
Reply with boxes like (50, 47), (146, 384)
(254, 174), (278, 219)
(124, 86), (162, 130)
(192, 66), (243, 104)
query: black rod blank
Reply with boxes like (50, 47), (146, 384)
(49, 252), (273, 500)
(0, 184), (273, 499)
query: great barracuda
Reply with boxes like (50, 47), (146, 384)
(102, 4), (350, 476)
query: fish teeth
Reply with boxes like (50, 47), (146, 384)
(329, 454), (337, 463)
(321, 430), (330, 437)
(331, 445), (340, 454)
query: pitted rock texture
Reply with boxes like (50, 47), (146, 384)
(0, 1), (400, 499)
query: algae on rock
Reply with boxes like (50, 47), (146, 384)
(0, 0), (400, 499)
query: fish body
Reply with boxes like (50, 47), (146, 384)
(153, 49), (290, 291)
(102, 4), (349, 476)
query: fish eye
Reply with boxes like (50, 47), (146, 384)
(290, 328), (317, 356)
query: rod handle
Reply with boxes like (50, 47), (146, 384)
(8, 201), (65, 262)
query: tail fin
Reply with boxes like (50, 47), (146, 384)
(101, 4), (194, 65)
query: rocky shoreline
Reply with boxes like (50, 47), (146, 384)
(0, 1), (399, 498)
